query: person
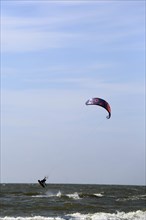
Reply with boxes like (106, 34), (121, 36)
(40, 177), (47, 186)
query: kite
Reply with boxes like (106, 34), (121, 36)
(85, 97), (111, 119)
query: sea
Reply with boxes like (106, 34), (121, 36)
(0, 184), (146, 220)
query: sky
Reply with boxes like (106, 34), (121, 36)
(1, 0), (145, 185)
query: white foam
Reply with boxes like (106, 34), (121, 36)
(0, 217), (64, 220)
(1, 211), (146, 220)
(32, 191), (80, 199)
(45, 190), (62, 198)
(32, 191), (62, 198)
(66, 192), (80, 200)
(67, 210), (146, 220)
(32, 195), (45, 198)
(94, 193), (103, 197)
(56, 191), (62, 198)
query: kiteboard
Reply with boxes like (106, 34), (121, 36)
(38, 180), (45, 188)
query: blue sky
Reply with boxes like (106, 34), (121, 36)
(1, 1), (145, 185)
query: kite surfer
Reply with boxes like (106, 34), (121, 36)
(38, 177), (47, 188)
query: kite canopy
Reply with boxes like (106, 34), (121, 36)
(85, 97), (111, 119)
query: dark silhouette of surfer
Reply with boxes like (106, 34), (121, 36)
(38, 177), (47, 188)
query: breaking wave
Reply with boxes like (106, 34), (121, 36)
(0, 210), (146, 220)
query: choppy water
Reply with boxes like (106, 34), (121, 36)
(0, 184), (146, 220)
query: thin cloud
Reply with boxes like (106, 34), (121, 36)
(2, 29), (79, 52)
(1, 1), (144, 53)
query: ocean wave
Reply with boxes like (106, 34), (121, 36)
(116, 194), (146, 202)
(32, 191), (80, 200)
(19, 189), (105, 200)
(66, 192), (80, 200)
(1, 210), (146, 220)
(68, 211), (146, 220)
(93, 193), (103, 197)
(32, 191), (62, 198)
